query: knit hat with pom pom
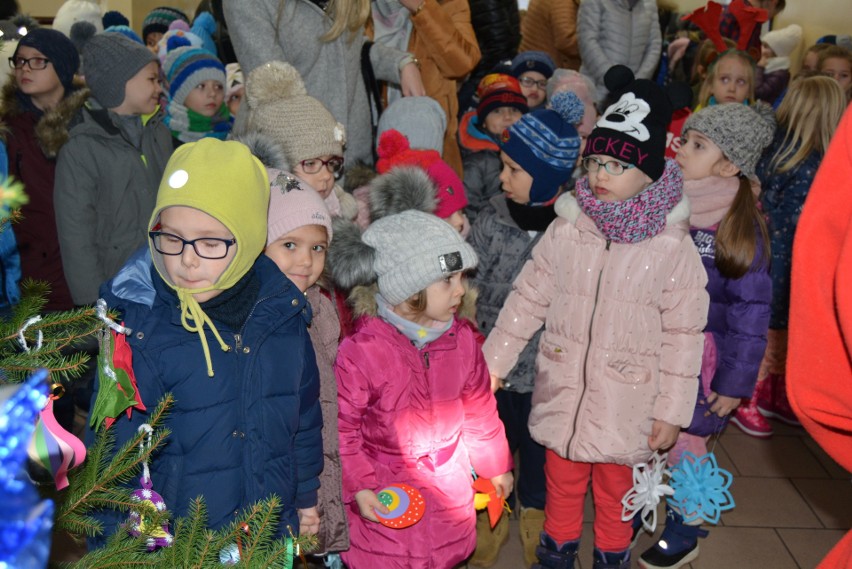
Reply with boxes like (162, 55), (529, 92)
(584, 65), (676, 181)
(163, 35), (225, 106)
(683, 101), (776, 179)
(142, 6), (189, 44)
(52, 0), (102, 39)
(156, 20), (205, 65)
(244, 60), (346, 168)
(500, 90), (585, 205)
(376, 130), (467, 219)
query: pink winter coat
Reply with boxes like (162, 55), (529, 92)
(482, 193), (709, 466)
(335, 302), (512, 569)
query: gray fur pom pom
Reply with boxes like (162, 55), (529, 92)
(228, 131), (290, 170)
(328, 218), (377, 290)
(369, 167), (437, 222)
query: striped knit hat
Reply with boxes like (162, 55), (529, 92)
(163, 36), (225, 106)
(142, 6), (189, 43)
(500, 91), (585, 205)
(476, 73), (529, 124)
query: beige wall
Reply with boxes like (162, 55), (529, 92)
(24, 0), (199, 32)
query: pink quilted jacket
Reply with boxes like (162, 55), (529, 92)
(482, 193), (709, 466)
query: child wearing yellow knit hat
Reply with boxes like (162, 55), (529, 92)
(89, 138), (323, 544)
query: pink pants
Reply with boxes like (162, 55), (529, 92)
(543, 450), (634, 551)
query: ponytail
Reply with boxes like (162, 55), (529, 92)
(715, 176), (769, 279)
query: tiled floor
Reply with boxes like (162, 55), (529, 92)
(472, 419), (852, 569)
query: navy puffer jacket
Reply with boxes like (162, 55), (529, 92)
(94, 254), (322, 538)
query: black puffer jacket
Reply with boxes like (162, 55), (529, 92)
(458, 0), (521, 117)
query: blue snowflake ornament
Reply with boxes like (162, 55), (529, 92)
(621, 451), (674, 533)
(667, 451), (735, 524)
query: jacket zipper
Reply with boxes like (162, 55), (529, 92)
(568, 239), (611, 457)
(423, 351), (430, 369)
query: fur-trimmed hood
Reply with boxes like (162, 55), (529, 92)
(0, 79), (89, 158)
(228, 130), (290, 171)
(342, 161), (377, 193)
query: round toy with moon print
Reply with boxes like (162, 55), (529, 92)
(375, 484), (425, 529)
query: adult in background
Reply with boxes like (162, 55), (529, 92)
(457, 0), (520, 123)
(520, 0), (581, 72)
(224, 0), (424, 170)
(371, 0), (480, 176)
(577, 0), (662, 104)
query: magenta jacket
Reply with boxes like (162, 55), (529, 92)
(335, 300), (512, 569)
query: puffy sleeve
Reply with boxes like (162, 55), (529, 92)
(653, 235), (709, 426)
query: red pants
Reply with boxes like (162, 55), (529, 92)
(543, 450), (634, 552)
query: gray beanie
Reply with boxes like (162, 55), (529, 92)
(83, 32), (157, 108)
(364, 210), (477, 305)
(682, 102), (776, 179)
(377, 96), (447, 154)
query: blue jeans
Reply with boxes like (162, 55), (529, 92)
(495, 389), (546, 509)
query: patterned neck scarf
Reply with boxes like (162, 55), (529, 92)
(165, 101), (233, 144)
(575, 158), (683, 243)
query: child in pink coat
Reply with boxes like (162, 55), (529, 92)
(482, 66), (709, 569)
(332, 209), (513, 569)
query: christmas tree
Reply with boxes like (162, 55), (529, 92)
(0, 177), (317, 567)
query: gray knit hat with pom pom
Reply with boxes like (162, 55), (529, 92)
(683, 102), (776, 179)
(500, 89), (585, 205)
(244, 61), (346, 167)
(330, 210), (477, 305)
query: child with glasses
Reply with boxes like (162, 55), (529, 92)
(242, 60), (357, 221)
(54, 32), (173, 306)
(91, 138), (323, 545)
(510, 51), (556, 110)
(2, 28), (85, 311)
(483, 66), (708, 569)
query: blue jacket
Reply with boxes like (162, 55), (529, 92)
(757, 134), (822, 329)
(94, 253), (323, 538)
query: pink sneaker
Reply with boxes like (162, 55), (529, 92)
(730, 397), (773, 438)
(757, 374), (802, 426)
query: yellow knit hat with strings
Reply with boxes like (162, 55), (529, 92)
(148, 138), (270, 376)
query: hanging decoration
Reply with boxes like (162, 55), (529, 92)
(127, 423), (174, 551)
(621, 451), (674, 533)
(667, 451), (735, 525)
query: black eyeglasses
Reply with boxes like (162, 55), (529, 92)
(518, 76), (548, 90)
(9, 56), (50, 70)
(299, 156), (344, 178)
(149, 231), (236, 259)
(582, 156), (636, 176)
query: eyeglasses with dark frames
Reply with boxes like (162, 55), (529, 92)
(582, 156), (637, 176)
(149, 231), (236, 260)
(298, 156), (344, 178)
(9, 56), (50, 70)
(518, 76), (548, 90)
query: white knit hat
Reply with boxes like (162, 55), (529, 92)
(762, 24), (803, 59)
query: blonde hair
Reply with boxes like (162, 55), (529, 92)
(769, 75), (846, 173)
(697, 50), (755, 108)
(691, 38), (736, 85)
(277, 0), (370, 43)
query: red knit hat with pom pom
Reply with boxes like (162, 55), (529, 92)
(376, 130), (467, 219)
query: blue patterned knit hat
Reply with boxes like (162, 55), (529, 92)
(500, 91), (585, 205)
(163, 36), (225, 106)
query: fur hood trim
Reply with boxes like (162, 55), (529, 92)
(228, 130), (290, 170)
(1, 79), (89, 158)
(554, 192), (691, 227)
(335, 185), (359, 221)
(342, 161), (377, 193)
(369, 167), (437, 222)
(348, 282), (479, 323)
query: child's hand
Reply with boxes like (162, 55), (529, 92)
(490, 373), (501, 393)
(490, 471), (514, 499)
(648, 419), (680, 451)
(706, 391), (740, 417)
(297, 506), (320, 535)
(354, 489), (390, 523)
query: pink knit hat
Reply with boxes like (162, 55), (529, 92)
(376, 130), (467, 219)
(266, 168), (333, 246)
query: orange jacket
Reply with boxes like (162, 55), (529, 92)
(788, 107), (852, 569)
(519, 0), (582, 71)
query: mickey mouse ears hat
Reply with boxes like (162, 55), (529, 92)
(584, 66), (689, 181)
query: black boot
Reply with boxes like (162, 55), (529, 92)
(531, 532), (579, 569)
(639, 507), (708, 569)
